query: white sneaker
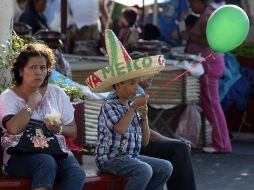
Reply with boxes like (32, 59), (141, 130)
(202, 147), (219, 153)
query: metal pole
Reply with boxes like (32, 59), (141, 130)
(105, 1), (115, 30)
(61, 0), (67, 34)
(143, 0), (145, 23)
(153, 0), (158, 26)
(0, 0), (13, 87)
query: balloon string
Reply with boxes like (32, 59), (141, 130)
(149, 52), (215, 97)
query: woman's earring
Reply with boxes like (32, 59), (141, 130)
(20, 72), (23, 77)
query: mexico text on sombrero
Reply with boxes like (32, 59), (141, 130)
(86, 55), (164, 89)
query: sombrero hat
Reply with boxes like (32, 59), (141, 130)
(85, 29), (165, 93)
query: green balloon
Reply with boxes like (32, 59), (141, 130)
(206, 5), (249, 52)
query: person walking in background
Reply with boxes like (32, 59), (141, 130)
(183, 0), (232, 153)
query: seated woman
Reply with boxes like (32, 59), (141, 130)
(0, 43), (86, 190)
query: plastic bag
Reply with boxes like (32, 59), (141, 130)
(45, 100), (62, 125)
(175, 104), (202, 147)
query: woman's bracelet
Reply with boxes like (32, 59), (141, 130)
(24, 104), (33, 116)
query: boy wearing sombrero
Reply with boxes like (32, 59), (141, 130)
(86, 30), (172, 190)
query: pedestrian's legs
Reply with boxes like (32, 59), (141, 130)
(141, 140), (196, 190)
(138, 155), (173, 190)
(100, 155), (153, 190)
(5, 153), (57, 189)
(201, 63), (232, 152)
(56, 154), (86, 190)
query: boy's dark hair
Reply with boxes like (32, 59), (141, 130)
(122, 7), (138, 27)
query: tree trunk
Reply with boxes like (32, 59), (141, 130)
(0, 0), (14, 88)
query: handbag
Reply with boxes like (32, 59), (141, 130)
(6, 118), (68, 160)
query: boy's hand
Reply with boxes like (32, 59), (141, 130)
(139, 105), (148, 119)
(132, 94), (149, 110)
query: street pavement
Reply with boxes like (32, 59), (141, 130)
(192, 135), (254, 190)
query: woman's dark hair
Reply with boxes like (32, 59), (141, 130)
(122, 7), (138, 27)
(12, 42), (56, 87)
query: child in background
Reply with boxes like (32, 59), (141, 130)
(116, 7), (141, 49)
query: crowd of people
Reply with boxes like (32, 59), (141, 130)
(0, 0), (248, 189)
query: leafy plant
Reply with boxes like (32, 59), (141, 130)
(0, 32), (38, 69)
(0, 86), (6, 94)
(63, 85), (84, 102)
(53, 80), (84, 102)
(231, 42), (254, 59)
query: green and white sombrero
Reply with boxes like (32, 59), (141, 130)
(85, 29), (165, 93)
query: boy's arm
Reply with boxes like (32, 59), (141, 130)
(140, 117), (150, 146)
(139, 105), (150, 146)
(113, 107), (137, 134)
(114, 95), (149, 134)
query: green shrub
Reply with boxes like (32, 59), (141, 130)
(0, 86), (6, 94)
(53, 82), (84, 102)
(0, 32), (38, 69)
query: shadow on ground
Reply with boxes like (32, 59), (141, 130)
(192, 139), (254, 190)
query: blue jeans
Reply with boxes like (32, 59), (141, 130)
(141, 140), (197, 190)
(5, 153), (86, 190)
(99, 155), (173, 190)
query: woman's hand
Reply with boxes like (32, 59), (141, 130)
(27, 90), (43, 109)
(44, 118), (62, 134)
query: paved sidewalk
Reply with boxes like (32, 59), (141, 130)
(192, 137), (254, 190)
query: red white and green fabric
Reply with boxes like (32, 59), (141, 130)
(86, 29), (165, 93)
